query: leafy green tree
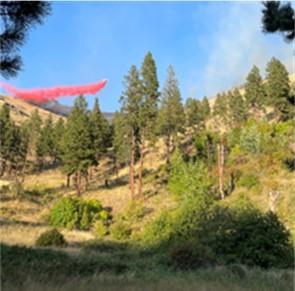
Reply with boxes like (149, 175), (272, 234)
(265, 57), (291, 119)
(157, 66), (185, 165)
(228, 89), (248, 127)
(168, 149), (211, 202)
(61, 96), (95, 196)
(244, 65), (266, 110)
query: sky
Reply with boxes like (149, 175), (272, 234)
(1, 1), (293, 112)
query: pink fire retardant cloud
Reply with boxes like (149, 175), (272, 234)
(0, 79), (107, 104)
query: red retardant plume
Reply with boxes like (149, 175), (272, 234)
(0, 79), (107, 104)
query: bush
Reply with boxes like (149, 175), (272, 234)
(49, 197), (107, 230)
(35, 229), (67, 247)
(194, 205), (294, 268)
(110, 220), (132, 240)
(123, 201), (144, 223)
(93, 220), (108, 238)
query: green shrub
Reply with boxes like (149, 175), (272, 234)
(110, 220), (132, 240)
(93, 220), (108, 238)
(123, 201), (144, 223)
(238, 173), (259, 189)
(49, 197), (107, 230)
(35, 229), (67, 247)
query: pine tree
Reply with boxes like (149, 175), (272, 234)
(23, 109), (42, 163)
(244, 65), (266, 110)
(185, 98), (205, 131)
(202, 96), (211, 119)
(157, 66), (185, 165)
(213, 93), (228, 125)
(0, 104), (11, 175)
(89, 98), (110, 164)
(61, 96), (95, 196)
(120, 65), (144, 199)
(112, 111), (130, 178)
(228, 89), (248, 127)
(0, 104), (28, 183)
(138, 52), (160, 196)
(52, 117), (65, 163)
(265, 57), (291, 119)
(36, 115), (54, 168)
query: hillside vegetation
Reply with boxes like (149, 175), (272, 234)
(1, 55), (294, 291)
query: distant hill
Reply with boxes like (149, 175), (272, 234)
(0, 95), (115, 123)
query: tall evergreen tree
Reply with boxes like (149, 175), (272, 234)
(265, 57), (291, 119)
(36, 115), (54, 168)
(61, 96), (95, 195)
(244, 65), (266, 110)
(89, 98), (110, 164)
(157, 66), (185, 165)
(185, 98), (205, 131)
(228, 89), (248, 127)
(120, 65), (144, 199)
(52, 117), (65, 163)
(213, 93), (228, 125)
(138, 52), (160, 196)
(23, 109), (42, 163)
(202, 96), (211, 119)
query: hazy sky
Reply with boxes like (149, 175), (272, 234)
(2, 1), (292, 112)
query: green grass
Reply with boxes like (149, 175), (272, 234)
(1, 243), (294, 291)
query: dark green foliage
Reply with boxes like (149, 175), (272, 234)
(265, 57), (291, 119)
(244, 65), (266, 110)
(181, 204), (294, 269)
(52, 117), (65, 162)
(227, 89), (248, 127)
(49, 197), (105, 230)
(0, 104), (28, 180)
(36, 115), (55, 166)
(185, 98), (205, 129)
(141, 51), (160, 141)
(89, 98), (110, 163)
(0, 1), (52, 78)
(61, 96), (95, 194)
(157, 66), (185, 163)
(262, 1), (294, 42)
(35, 229), (67, 247)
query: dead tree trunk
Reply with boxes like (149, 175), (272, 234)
(217, 143), (225, 200)
(66, 174), (71, 188)
(165, 135), (171, 166)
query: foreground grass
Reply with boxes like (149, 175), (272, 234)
(1, 243), (294, 291)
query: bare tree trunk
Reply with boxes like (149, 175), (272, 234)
(217, 143), (225, 200)
(129, 129), (135, 199)
(138, 131), (145, 197)
(74, 171), (81, 196)
(268, 191), (280, 212)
